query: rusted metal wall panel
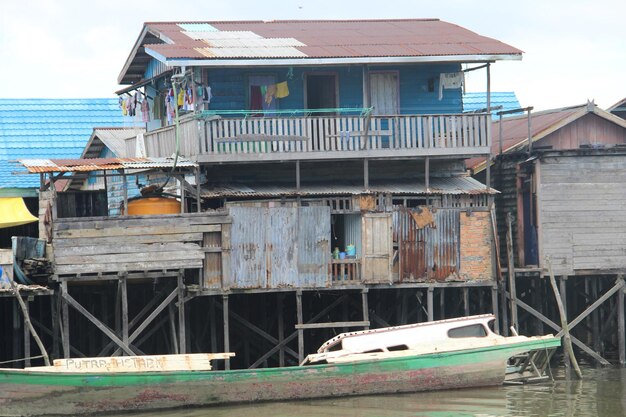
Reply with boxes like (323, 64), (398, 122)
(397, 207), (460, 281)
(297, 206), (331, 287)
(229, 207), (266, 288)
(268, 207), (299, 287)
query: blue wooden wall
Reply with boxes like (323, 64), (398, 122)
(203, 63), (462, 114)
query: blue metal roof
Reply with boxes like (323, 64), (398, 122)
(0, 98), (128, 193)
(463, 92), (522, 117)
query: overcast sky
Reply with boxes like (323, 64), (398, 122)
(1, 0), (624, 111)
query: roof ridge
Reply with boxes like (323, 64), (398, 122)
(146, 18), (441, 25)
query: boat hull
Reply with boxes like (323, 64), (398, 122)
(0, 338), (560, 416)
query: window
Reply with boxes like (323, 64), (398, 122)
(447, 324), (488, 338)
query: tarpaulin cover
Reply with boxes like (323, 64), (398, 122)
(0, 198), (38, 228)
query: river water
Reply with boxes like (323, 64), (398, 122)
(112, 367), (626, 417)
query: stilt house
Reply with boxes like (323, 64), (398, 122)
(13, 19), (525, 368)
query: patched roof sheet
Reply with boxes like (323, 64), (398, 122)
(143, 19), (523, 61)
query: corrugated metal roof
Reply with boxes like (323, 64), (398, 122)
(201, 176), (495, 198)
(0, 99), (131, 192)
(144, 19), (522, 61)
(18, 157), (197, 173)
(82, 128), (145, 159)
(468, 103), (626, 171)
(120, 19), (522, 83)
(463, 92), (522, 116)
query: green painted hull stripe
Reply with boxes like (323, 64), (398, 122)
(0, 338), (560, 387)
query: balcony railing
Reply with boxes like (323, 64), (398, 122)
(136, 113), (492, 162)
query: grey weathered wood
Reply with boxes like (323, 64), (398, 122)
(60, 282), (70, 359)
(295, 321), (370, 330)
(427, 287), (434, 321)
(177, 271), (186, 354)
(514, 293), (611, 366)
(120, 277), (129, 347)
(61, 290), (136, 356)
(52, 233), (205, 247)
(491, 285), (500, 334)
(296, 290), (304, 363)
(618, 277), (626, 366)
(277, 294), (285, 367)
(362, 289), (370, 330)
(54, 259), (203, 275)
(214, 134), (307, 143)
(506, 213), (518, 331)
(54, 224), (220, 238)
(222, 294), (230, 370)
(463, 287), (470, 316)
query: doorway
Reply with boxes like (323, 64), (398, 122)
(305, 74), (337, 113)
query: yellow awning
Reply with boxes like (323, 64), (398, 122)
(0, 198), (38, 228)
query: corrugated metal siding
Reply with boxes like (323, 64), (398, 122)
(228, 206), (330, 289)
(229, 207), (267, 288)
(267, 207), (299, 287)
(297, 207), (331, 287)
(396, 207), (460, 281)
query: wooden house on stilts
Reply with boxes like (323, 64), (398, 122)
(9, 19), (527, 369)
(470, 101), (626, 367)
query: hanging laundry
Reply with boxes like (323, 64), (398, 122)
(205, 86), (212, 104)
(120, 98), (128, 116)
(275, 81), (289, 99)
(177, 88), (185, 108)
(141, 98), (150, 123)
(265, 84), (277, 104)
(250, 85), (263, 112)
(438, 72), (464, 100)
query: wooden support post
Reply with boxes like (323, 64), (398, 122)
(51, 293), (60, 359)
(60, 281), (70, 359)
(559, 275), (571, 377)
(592, 279), (601, 354)
(618, 275), (625, 367)
(23, 297), (31, 367)
(363, 159), (369, 188)
(210, 297), (217, 355)
(296, 290), (304, 364)
(222, 294), (230, 370)
(506, 213), (518, 331)
(61, 290), (136, 356)
(499, 281), (509, 336)
(427, 287), (434, 321)
(425, 157), (430, 194)
(195, 167), (201, 213)
(168, 304), (179, 354)
(121, 170), (128, 215)
(491, 285), (500, 334)
(362, 288), (370, 330)
(439, 287), (445, 319)
(177, 271), (186, 354)
(296, 160), (301, 191)
(277, 294), (285, 367)
(120, 275), (129, 348)
(463, 287), (470, 317)
(12, 300), (20, 367)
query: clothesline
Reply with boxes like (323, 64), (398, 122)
(196, 107), (373, 119)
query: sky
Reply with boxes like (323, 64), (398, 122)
(0, 0), (624, 111)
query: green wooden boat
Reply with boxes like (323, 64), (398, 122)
(0, 315), (561, 416)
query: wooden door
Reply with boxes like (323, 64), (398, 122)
(369, 72), (399, 115)
(362, 213), (393, 283)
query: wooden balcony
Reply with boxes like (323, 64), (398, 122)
(136, 113), (492, 163)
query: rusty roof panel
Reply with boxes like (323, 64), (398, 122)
(139, 19), (522, 61)
(18, 157), (197, 173)
(201, 176), (496, 198)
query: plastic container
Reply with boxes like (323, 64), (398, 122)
(346, 244), (356, 257)
(127, 197), (180, 216)
(339, 252), (346, 260)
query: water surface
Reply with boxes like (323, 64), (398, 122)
(111, 367), (626, 417)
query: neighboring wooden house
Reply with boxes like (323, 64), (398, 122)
(11, 19), (527, 366)
(608, 97), (626, 120)
(470, 102), (626, 269)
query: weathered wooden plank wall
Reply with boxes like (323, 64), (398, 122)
(538, 154), (626, 276)
(52, 213), (230, 276)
